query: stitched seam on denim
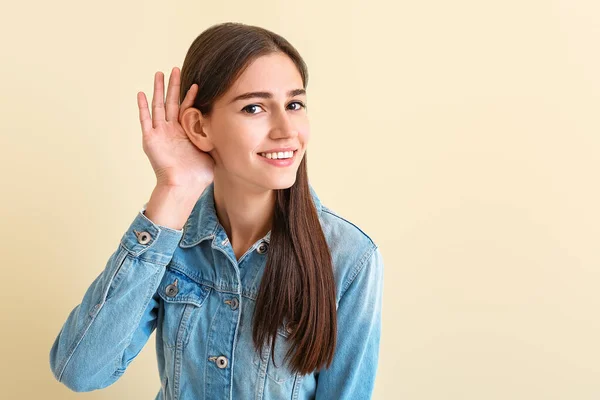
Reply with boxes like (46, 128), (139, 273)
(161, 374), (168, 397)
(292, 373), (303, 400)
(105, 253), (135, 301)
(203, 296), (221, 396)
(167, 261), (216, 286)
(161, 286), (211, 349)
(340, 244), (378, 298)
(321, 207), (377, 246)
(56, 245), (129, 381)
(139, 209), (183, 234)
(114, 266), (162, 373)
(165, 261), (242, 295)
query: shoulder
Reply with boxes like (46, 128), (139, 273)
(318, 204), (381, 303)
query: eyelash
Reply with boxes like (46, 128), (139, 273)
(241, 101), (306, 115)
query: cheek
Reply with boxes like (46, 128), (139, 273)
(299, 125), (310, 143)
(296, 118), (310, 140)
(212, 120), (254, 151)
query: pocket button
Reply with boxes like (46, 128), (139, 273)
(165, 279), (179, 297)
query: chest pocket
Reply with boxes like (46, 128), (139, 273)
(253, 319), (299, 384)
(157, 267), (211, 349)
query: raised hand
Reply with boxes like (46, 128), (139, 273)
(137, 67), (215, 189)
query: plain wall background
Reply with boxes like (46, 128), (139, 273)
(1, 0), (599, 398)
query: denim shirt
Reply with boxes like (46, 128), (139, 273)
(49, 182), (384, 399)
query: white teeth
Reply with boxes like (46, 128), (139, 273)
(260, 150), (295, 159)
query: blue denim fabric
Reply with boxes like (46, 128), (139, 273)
(49, 182), (384, 399)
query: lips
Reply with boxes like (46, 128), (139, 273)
(258, 149), (297, 166)
(258, 149), (298, 158)
(258, 147), (299, 154)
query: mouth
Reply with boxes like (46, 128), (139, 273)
(257, 149), (298, 166)
(257, 149), (298, 160)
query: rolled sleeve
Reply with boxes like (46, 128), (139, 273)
(119, 202), (183, 263)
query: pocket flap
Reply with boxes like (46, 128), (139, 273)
(157, 267), (210, 307)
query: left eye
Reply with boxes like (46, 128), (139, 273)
(288, 101), (306, 111)
(242, 101), (306, 114)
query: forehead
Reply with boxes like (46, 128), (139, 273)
(226, 53), (304, 97)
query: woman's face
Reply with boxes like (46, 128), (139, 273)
(204, 52), (310, 191)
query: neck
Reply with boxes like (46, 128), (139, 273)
(212, 176), (275, 256)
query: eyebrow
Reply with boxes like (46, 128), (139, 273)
(229, 88), (306, 104)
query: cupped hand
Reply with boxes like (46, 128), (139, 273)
(137, 67), (215, 189)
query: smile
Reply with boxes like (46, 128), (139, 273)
(258, 150), (297, 167)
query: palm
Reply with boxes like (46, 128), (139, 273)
(137, 67), (214, 188)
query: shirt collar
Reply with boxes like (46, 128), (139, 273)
(179, 182), (322, 248)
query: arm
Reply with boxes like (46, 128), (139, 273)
(315, 245), (385, 399)
(48, 206), (182, 392)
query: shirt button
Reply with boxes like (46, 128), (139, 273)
(134, 229), (152, 245)
(256, 242), (269, 254)
(216, 356), (228, 369)
(229, 298), (239, 310)
(165, 279), (179, 297)
(285, 321), (296, 334)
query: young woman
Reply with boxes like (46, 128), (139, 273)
(49, 22), (384, 400)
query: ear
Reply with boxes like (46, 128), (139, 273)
(180, 107), (215, 152)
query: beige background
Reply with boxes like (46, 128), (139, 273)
(1, 0), (599, 398)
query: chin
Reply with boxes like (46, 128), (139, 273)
(264, 175), (297, 191)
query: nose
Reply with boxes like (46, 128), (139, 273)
(270, 108), (298, 139)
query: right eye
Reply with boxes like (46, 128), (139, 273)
(241, 104), (264, 115)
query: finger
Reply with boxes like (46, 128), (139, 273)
(165, 67), (180, 122)
(152, 71), (166, 128)
(137, 91), (152, 135)
(179, 84), (198, 121)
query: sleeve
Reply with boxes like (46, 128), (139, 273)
(314, 245), (385, 400)
(49, 203), (183, 392)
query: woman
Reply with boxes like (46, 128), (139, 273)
(49, 22), (384, 400)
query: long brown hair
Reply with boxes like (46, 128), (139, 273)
(179, 22), (336, 375)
